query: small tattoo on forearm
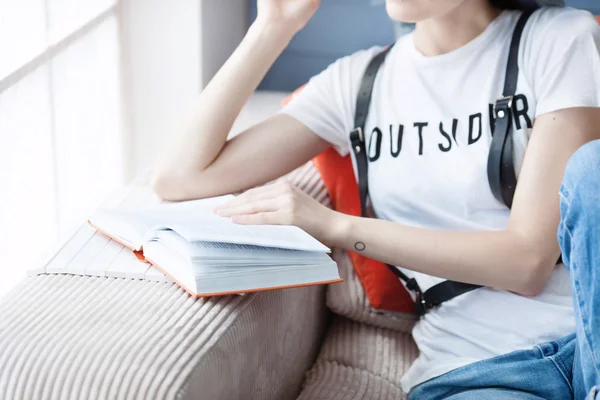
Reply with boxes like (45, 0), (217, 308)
(354, 242), (366, 252)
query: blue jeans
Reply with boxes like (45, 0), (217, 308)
(409, 139), (600, 400)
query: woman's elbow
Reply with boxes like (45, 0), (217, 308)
(516, 277), (547, 298)
(514, 255), (556, 297)
(151, 171), (192, 202)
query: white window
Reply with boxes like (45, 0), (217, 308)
(0, 0), (123, 298)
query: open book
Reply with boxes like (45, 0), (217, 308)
(88, 195), (341, 297)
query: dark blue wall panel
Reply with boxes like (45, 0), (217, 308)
(250, 1), (395, 91)
(251, 0), (600, 91)
(566, 0), (600, 14)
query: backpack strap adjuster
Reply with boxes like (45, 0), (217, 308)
(494, 96), (514, 119)
(350, 127), (364, 154)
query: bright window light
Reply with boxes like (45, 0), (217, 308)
(0, 0), (122, 299)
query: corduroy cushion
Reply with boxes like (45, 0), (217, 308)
(0, 274), (328, 400)
(296, 316), (418, 400)
(327, 248), (417, 334)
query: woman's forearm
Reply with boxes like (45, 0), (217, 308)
(154, 22), (294, 183)
(329, 214), (560, 296)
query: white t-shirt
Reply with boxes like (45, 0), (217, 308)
(282, 7), (600, 393)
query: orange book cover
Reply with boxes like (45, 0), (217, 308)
(88, 220), (342, 299)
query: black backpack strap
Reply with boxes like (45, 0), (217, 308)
(487, 10), (564, 265)
(487, 10), (534, 208)
(386, 262), (481, 316)
(350, 45), (394, 217)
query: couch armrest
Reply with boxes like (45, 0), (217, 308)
(181, 285), (329, 400)
(0, 160), (334, 400)
(0, 274), (328, 400)
(182, 160), (334, 399)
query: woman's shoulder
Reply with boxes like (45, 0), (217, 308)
(521, 7), (600, 118)
(302, 45), (390, 98)
(520, 7), (599, 80)
(528, 6), (599, 42)
(321, 46), (387, 79)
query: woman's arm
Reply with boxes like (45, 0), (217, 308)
(216, 107), (600, 296)
(153, 0), (327, 201)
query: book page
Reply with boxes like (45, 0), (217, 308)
(156, 231), (324, 262)
(92, 194), (329, 253)
(89, 210), (157, 249)
(143, 210), (329, 252)
(89, 195), (234, 249)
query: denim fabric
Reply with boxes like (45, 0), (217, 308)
(559, 139), (600, 400)
(409, 139), (600, 400)
(408, 334), (576, 399)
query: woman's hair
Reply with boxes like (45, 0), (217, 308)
(489, 0), (533, 10)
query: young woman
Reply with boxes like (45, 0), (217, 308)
(153, 0), (600, 398)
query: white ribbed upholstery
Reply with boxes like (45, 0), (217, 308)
(0, 266), (328, 400)
(327, 250), (417, 334)
(297, 316), (418, 400)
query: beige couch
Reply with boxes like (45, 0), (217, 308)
(0, 159), (418, 400)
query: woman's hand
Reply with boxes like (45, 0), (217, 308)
(256, 0), (321, 36)
(214, 181), (345, 245)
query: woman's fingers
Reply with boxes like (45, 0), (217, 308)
(215, 182), (292, 211)
(216, 198), (281, 217)
(231, 211), (287, 225)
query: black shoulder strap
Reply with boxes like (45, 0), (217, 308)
(487, 10), (534, 208)
(348, 11), (534, 317)
(350, 45), (394, 218)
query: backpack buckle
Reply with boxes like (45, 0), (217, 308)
(414, 291), (428, 318)
(406, 278), (431, 317)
